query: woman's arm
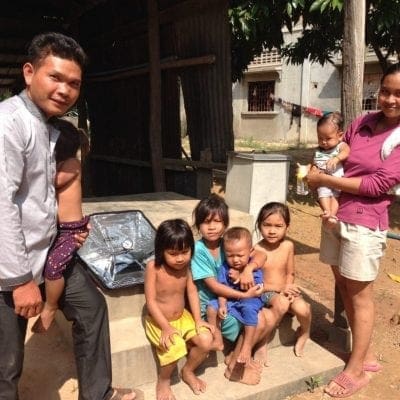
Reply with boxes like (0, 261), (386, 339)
(306, 166), (362, 194)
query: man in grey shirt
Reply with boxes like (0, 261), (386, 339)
(0, 32), (136, 400)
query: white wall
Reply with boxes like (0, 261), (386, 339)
(232, 29), (341, 145)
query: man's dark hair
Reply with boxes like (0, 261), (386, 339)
(27, 32), (87, 69)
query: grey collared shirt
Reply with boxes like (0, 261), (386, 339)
(0, 91), (59, 291)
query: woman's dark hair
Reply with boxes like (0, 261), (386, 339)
(255, 202), (290, 232)
(27, 32), (88, 69)
(317, 111), (344, 132)
(381, 62), (400, 84)
(192, 193), (229, 230)
(154, 219), (194, 266)
(54, 119), (90, 163)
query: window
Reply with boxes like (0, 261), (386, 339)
(248, 81), (275, 112)
(362, 73), (380, 112)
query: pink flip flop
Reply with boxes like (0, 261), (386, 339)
(363, 362), (383, 372)
(324, 371), (370, 398)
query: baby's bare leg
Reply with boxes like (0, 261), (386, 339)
(330, 196), (339, 217)
(157, 362), (177, 400)
(291, 298), (311, 357)
(225, 334), (261, 385)
(32, 277), (65, 333)
(181, 331), (213, 394)
(319, 197), (331, 216)
(237, 325), (256, 365)
(206, 306), (224, 351)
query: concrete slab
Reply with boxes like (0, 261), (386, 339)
(82, 192), (254, 233)
(135, 340), (344, 400)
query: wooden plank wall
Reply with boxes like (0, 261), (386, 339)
(79, 0), (231, 196)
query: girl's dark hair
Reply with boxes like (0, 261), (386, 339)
(381, 62), (400, 84)
(54, 119), (90, 163)
(193, 193), (229, 230)
(154, 219), (194, 266)
(317, 111), (344, 131)
(255, 202), (290, 232)
(27, 32), (88, 69)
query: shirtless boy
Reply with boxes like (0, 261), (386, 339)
(144, 219), (214, 400)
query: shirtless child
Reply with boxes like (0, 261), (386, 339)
(32, 119), (89, 333)
(254, 202), (312, 359)
(144, 219), (214, 400)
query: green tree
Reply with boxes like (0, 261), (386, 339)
(230, 0), (400, 80)
(229, 0), (305, 81)
(281, 0), (400, 71)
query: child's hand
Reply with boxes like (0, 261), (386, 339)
(159, 326), (180, 351)
(235, 266), (255, 290)
(246, 283), (264, 298)
(218, 305), (227, 320)
(326, 156), (339, 172)
(228, 268), (240, 283)
(74, 222), (90, 248)
(282, 284), (301, 301)
(196, 320), (215, 335)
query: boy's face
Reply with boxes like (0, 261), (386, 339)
(317, 121), (342, 151)
(224, 237), (251, 271)
(23, 54), (82, 118)
(163, 247), (192, 271)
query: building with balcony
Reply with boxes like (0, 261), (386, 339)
(232, 28), (394, 145)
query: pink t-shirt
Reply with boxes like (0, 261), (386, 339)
(337, 112), (400, 230)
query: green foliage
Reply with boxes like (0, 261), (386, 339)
(310, 0), (343, 12)
(283, 0), (400, 71)
(306, 375), (323, 392)
(229, 1), (304, 81)
(230, 0), (400, 80)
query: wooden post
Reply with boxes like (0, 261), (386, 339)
(342, 0), (365, 127)
(196, 148), (213, 199)
(147, 0), (166, 191)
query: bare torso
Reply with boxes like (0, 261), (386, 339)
(151, 262), (188, 321)
(254, 239), (294, 291)
(56, 157), (83, 222)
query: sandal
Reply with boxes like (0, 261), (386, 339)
(363, 362), (383, 372)
(324, 371), (370, 398)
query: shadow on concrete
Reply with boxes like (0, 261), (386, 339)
(20, 321), (77, 400)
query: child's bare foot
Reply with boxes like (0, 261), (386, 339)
(237, 347), (252, 365)
(181, 367), (206, 395)
(253, 345), (269, 367)
(156, 378), (176, 400)
(31, 306), (57, 333)
(224, 350), (233, 365)
(294, 327), (309, 357)
(224, 362), (261, 385)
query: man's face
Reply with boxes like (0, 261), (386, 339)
(23, 54), (82, 118)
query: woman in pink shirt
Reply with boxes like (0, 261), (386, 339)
(307, 63), (400, 398)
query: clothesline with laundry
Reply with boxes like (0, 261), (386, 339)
(269, 93), (335, 127)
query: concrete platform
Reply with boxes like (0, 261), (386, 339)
(136, 340), (344, 400)
(52, 193), (345, 399)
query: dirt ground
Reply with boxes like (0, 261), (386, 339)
(20, 148), (400, 399)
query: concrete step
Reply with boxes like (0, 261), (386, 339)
(134, 340), (344, 400)
(56, 313), (301, 388)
